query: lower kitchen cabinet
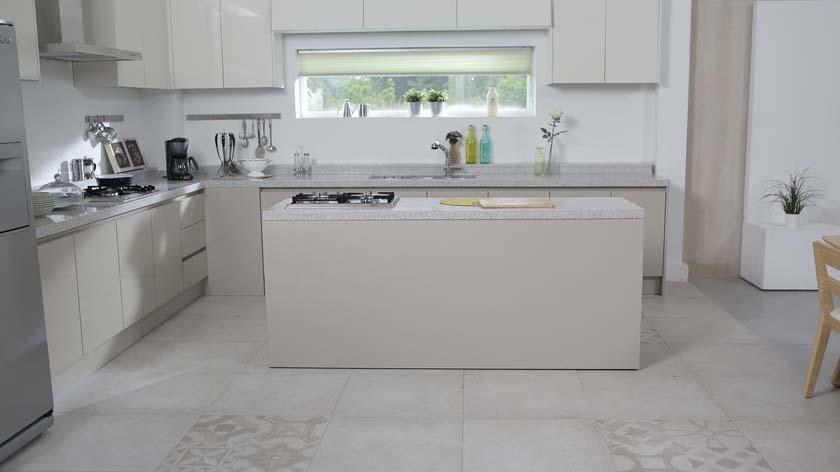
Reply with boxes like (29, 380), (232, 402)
(183, 250), (209, 288)
(488, 189), (550, 197)
(116, 210), (157, 327)
(38, 235), (83, 374)
(74, 222), (124, 354)
(151, 201), (184, 305)
(549, 189), (611, 198)
(206, 188), (264, 295)
(426, 189), (490, 198)
(612, 189), (665, 277)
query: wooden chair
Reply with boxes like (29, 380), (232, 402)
(804, 238), (840, 398)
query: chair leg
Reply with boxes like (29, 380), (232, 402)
(832, 355), (840, 388)
(804, 324), (831, 398)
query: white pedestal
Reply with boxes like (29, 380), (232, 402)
(740, 221), (840, 290)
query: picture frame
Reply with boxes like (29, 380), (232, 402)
(105, 141), (134, 173)
(123, 139), (145, 170)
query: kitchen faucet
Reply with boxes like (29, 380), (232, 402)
(431, 141), (463, 177)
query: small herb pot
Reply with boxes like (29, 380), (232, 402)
(430, 101), (445, 117)
(408, 102), (422, 117)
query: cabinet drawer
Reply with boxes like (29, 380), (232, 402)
(179, 193), (205, 229)
(183, 250), (208, 288)
(181, 221), (207, 258)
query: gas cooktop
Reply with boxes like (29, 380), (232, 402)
(83, 185), (157, 203)
(288, 192), (399, 209)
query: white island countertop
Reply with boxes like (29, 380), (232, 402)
(263, 197), (644, 221)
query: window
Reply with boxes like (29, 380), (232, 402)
(296, 48), (534, 118)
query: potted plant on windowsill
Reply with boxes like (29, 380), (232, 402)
(762, 168), (824, 228)
(427, 89), (448, 117)
(403, 88), (426, 117)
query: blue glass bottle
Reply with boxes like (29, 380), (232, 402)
(479, 124), (493, 164)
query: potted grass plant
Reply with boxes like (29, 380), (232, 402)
(403, 88), (426, 117)
(762, 168), (824, 228)
(427, 89), (449, 117)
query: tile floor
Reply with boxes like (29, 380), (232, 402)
(3, 280), (840, 472)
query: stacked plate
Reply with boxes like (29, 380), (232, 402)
(31, 192), (56, 217)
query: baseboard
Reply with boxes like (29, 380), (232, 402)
(51, 281), (205, 398)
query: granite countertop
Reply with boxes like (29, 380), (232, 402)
(34, 162), (665, 240)
(263, 197), (644, 221)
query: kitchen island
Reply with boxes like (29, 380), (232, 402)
(263, 197), (644, 369)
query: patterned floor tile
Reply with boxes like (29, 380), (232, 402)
(156, 415), (327, 472)
(598, 419), (775, 472)
(641, 325), (667, 345)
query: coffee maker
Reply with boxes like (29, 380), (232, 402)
(165, 138), (199, 181)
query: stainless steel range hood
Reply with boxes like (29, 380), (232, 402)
(35, 0), (141, 62)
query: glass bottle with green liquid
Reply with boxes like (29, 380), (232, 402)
(465, 125), (477, 165)
(479, 124), (493, 164)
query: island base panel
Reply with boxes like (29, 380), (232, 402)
(264, 219), (643, 369)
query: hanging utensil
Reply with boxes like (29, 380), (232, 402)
(254, 118), (266, 159)
(266, 119), (277, 153)
(260, 119), (269, 146)
(239, 120), (250, 148)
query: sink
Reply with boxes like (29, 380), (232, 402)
(369, 174), (478, 180)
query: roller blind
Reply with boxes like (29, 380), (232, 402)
(298, 48), (534, 77)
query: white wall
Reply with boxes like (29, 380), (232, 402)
(21, 60), (181, 186)
(183, 30), (659, 167)
(745, 0), (840, 226)
(19, 4), (692, 280)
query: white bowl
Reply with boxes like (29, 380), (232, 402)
(239, 159), (271, 178)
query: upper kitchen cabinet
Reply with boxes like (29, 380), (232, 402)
(271, 0), (363, 32)
(604, 0), (660, 83)
(0, 0), (41, 80)
(550, 0), (660, 84)
(364, 0), (456, 31)
(141, 0), (175, 89)
(73, 0), (146, 88)
(552, 0), (605, 83)
(171, 0), (224, 89)
(457, 0), (552, 30)
(221, 0), (274, 88)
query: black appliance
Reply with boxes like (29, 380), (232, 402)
(83, 185), (157, 203)
(165, 138), (199, 181)
(289, 192), (399, 208)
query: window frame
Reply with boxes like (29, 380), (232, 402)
(294, 47), (536, 119)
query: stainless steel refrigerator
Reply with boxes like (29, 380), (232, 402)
(0, 19), (55, 463)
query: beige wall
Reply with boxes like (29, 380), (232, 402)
(685, 0), (755, 277)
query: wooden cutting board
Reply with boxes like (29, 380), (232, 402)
(439, 198), (480, 207)
(478, 198), (555, 209)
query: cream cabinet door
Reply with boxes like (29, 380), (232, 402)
(612, 189), (665, 277)
(271, 0), (363, 32)
(426, 189), (490, 198)
(206, 188), (264, 295)
(116, 210), (157, 327)
(457, 0), (552, 29)
(605, 0), (660, 83)
(549, 189), (611, 198)
(488, 189), (551, 198)
(74, 222), (124, 354)
(171, 0), (224, 88)
(364, 0), (456, 31)
(38, 236), (83, 374)
(0, 0), (41, 80)
(552, 0), (606, 84)
(222, 0), (274, 88)
(143, 0), (175, 89)
(151, 201), (184, 305)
